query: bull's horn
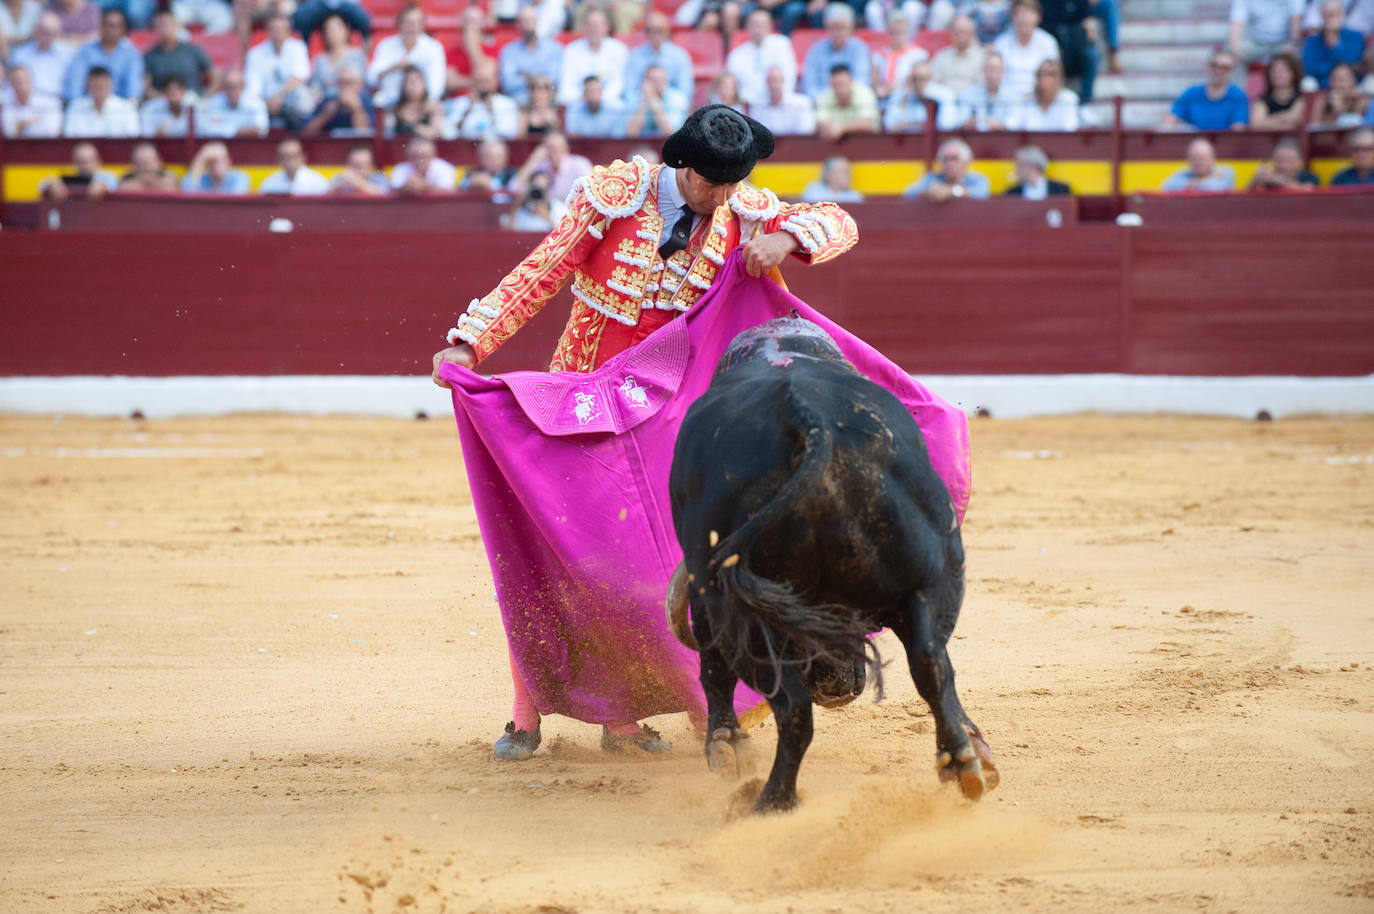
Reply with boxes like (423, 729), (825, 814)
(665, 561), (698, 651)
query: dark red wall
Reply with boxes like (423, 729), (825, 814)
(3, 221), (1373, 377)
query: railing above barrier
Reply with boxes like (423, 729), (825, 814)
(31, 192), (1085, 232)
(0, 126), (1361, 168)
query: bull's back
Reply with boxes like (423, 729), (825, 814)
(671, 360), (959, 610)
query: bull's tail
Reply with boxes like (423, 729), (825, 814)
(705, 418), (882, 700)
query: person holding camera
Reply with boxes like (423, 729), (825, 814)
(507, 169), (567, 230)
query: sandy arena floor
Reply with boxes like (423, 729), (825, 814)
(1, 412), (1371, 914)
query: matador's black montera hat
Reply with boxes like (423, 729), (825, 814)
(661, 104), (776, 185)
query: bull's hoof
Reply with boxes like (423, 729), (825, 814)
(751, 789), (798, 815)
(705, 726), (751, 777)
(494, 721), (541, 762)
(601, 724), (672, 755)
(936, 738), (1000, 801)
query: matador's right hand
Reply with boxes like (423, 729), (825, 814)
(432, 344), (477, 389)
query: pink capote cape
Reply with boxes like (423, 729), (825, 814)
(441, 251), (971, 728)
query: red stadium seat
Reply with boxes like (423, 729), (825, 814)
(912, 28), (951, 56)
(1244, 67), (1265, 99)
(670, 28), (725, 80)
(856, 28), (887, 54)
(129, 29), (158, 51)
(199, 32), (245, 70)
(368, 0), (411, 27)
(858, 28), (950, 60)
(423, 0), (472, 30)
(789, 28), (827, 69)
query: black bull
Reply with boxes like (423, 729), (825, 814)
(667, 317), (998, 813)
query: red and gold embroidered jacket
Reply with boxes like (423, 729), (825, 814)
(448, 156), (859, 373)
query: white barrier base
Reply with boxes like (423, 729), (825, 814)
(0, 374), (1371, 420)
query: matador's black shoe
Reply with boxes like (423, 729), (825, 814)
(600, 724), (672, 755)
(494, 721), (541, 761)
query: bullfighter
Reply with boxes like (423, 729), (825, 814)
(432, 104), (860, 761)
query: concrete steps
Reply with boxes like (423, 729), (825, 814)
(1083, 98), (1174, 128)
(1096, 70), (1199, 99)
(1120, 0), (1229, 19)
(1116, 43), (1216, 72)
(1119, 18), (1229, 45)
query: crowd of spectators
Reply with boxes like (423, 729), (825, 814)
(4, 0), (1369, 142)
(3, 0), (1374, 200)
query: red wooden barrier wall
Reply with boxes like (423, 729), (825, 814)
(3, 223), (1373, 377)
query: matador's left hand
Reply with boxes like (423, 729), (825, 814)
(741, 230), (800, 277)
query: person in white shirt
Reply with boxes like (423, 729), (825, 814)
(557, 8), (628, 106)
(64, 66), (140, 137)
(9, 12), (75, 100)
(725, 9), (797, 107)
(259, 138), (329, 195)
(244, 12), (313, 129)
(0, 0), (43, 48)
(442, 57), (520, 139)
(953, 49), (1011, 128)
(749, 64), (816, 136)
(1302, 0), (1374, 35)
(883, 60), (963, 131)
(197, 67), (268, 137)
(991, 0), (1060, 99)
(390, 136), (457, 194)
(368, 5), (447, 108)
(139, 75), (196, 136)
(1004, 57), (1079, 130)
(2, 64), (62, 137)
(931, 15), (987, 94)
(1229, 0), (1303, 67)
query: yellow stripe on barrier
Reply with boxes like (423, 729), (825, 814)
(3, 159), (1356, 202)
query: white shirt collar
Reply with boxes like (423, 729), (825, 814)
(1022, 176), (1048, 200)
(660, 164), (685, 212)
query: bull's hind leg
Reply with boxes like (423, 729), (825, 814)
(752, 666), (813, 813)
(692, 599), (749, 775)
(894, 591), (997, 801)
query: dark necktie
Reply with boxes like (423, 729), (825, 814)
(657, 209), (695, 260)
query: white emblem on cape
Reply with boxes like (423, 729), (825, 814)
(573, 391), (600, 426)
(619, 376), (650, 408)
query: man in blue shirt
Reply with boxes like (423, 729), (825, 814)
(1160, 49), (1249, 130)
(624, 12), (694, 104)
(180, 142), (252, 194)
(902, 138), (992, 201)
(1302, 1), (1365, 89)
(497, 5), (563, 105)
(800, 4), (871, 99)
(564, 75), (625, 138)
(63, 8), (144, 101)
(10, 13), (76, 100)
